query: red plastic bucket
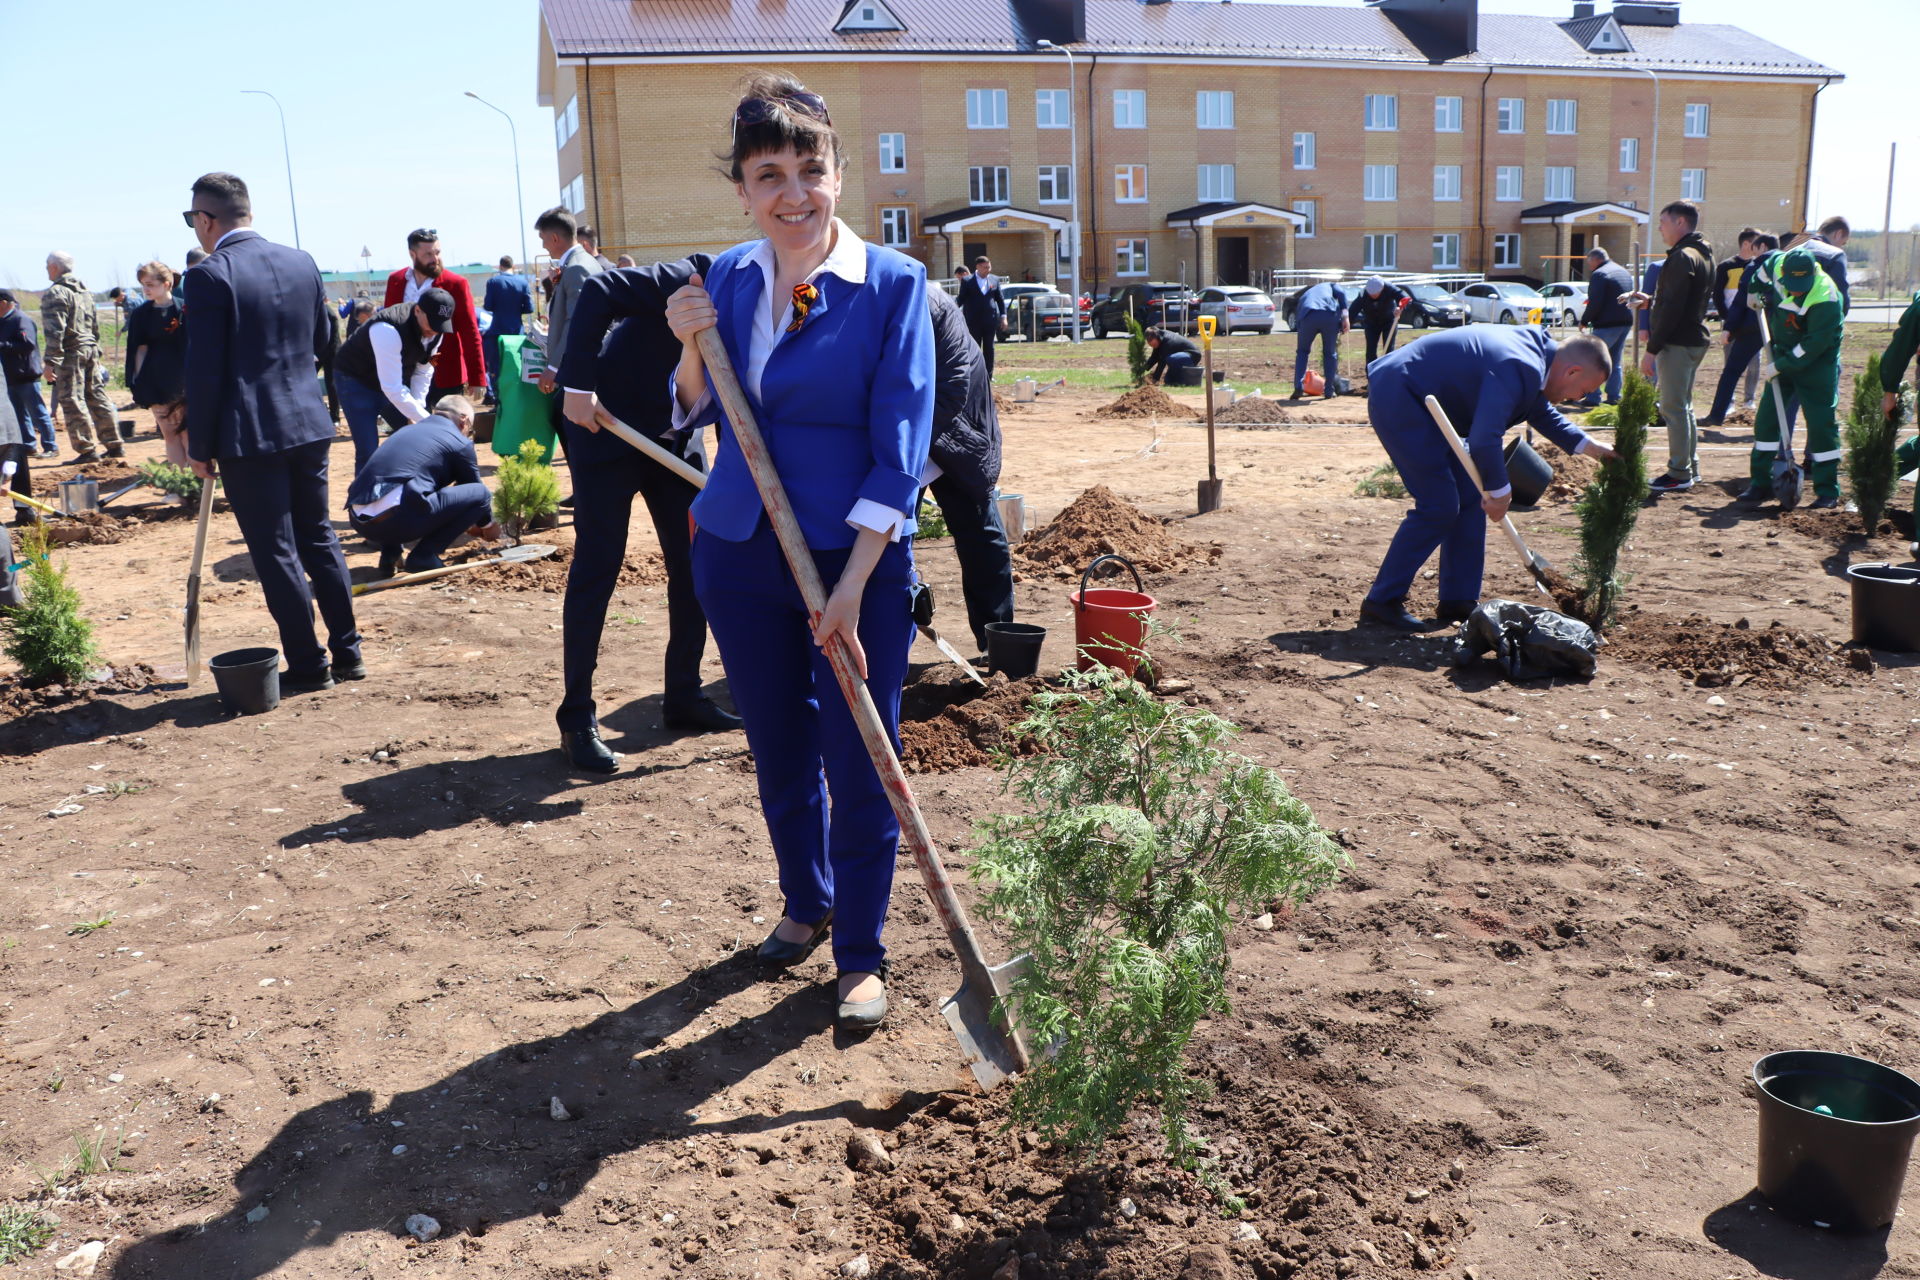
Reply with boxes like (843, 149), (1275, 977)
(1072, 554), (1157, 677)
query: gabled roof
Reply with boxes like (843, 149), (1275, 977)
(1165, 201), (1307, 228)
(835, 0), (905, 33)
(1520, 200), (1649, 224)
(1559, 13), (1632, 54)
(922, 205), (1069, 232)
(539, 0), (1840, 77)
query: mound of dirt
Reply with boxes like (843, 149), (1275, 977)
(1015, 485), (1222, 581)
(1538, 440), (1601, 502)
(440, 542), (666, 594)
(1217, 396), (1292, 426)
(34, 457), (142, 491)
(1608, 611), (1851, 689)
(1097, 385), (1195, 420)
(0, 662), (159, 722)
(45, 511), (133, 545)
(991, 388), (1029, 415)
(897, 668), (1045, 772)
(1778, 506), (1911, 548)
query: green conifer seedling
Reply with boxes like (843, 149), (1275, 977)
(1125, 314), (1149, 387)
(1573, 369), (1653, 629)
(3, 525), (100, 684)
(492, 438), (561, 541)
(1845, 352), (1898, 535)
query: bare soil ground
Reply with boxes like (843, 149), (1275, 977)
(3, 387), (1919, 1280)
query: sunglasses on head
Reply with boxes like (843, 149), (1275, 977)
(731, 93), (832, 151)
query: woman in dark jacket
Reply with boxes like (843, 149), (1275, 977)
(128, 261), (190, 466)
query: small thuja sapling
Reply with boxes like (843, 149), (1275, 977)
(1573, 368), (1653, 629)
(2, 525), (100, 684)
(137, 459), (205, 503)
(1845, 352), (1899, 535)
(1125, 314), (1149, 387)
(492, 438), (560, 542)
(970, 659), (1347, 1172)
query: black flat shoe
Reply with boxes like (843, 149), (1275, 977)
(560, 727), (619, 774)
(377, 545), (403, 579)
(836, 960), (890, 1032)
(663, 697), (742, 734)
(1435, 599), (1478, 623)
(281, 667), (334, 694)
(757, 913), (832, 967)
(331, 654), (368, 682)
(1359, 598), (1429, 633)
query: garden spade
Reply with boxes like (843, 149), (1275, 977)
(1755, 310), (1805, 512)
(184, 475), (215, 683)
(693, 325), (1032, 1089)
(1424, 396), (1554, 595)
(351, 543), (557, 595)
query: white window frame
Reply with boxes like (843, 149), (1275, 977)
(1113, 89), (1146, 130)
(556, 96), (579, 148)
(1035, 88), (1070, 129)
(1037, 164), (1072, 205)
(1619, 137), (1640, 173)
(1434, 164), (1462, 202)
(1684, 102), (1710, 137)
(1114, 164), (1147, 203)
(1197, 163), (1235, 202)
(878, 132), (906, 174)
(968, 165), (1010, 206)
(966, 88), (1008, 130)
(1435, 95), (1463, 133)
(1196, 90), (1235, 130)
(1681, 168), (1707, 201)
(1291, 199), (1317, 239)
(564, 174), (584, 214)
(1362, 234), (1398, 271)
(1292, 131), (1316, 170)
(1362, 164), (1398, 203)
(1116, 238), (1149, 277)
(1432, 233), (1461, 270)
(1544, 166), (1575, 202)
(1364, 93), (1399, 132)
(1493, 233), (1521, 270)
(1546, 98), (1578, 135)
(1497, 97), (1525, 134)
(1495, 165), (1523, 203)
(879, 206), (912, 249)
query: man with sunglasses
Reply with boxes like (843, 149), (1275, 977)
(383, 229), (486, 410)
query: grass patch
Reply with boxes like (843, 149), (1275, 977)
(67, 913), (114, 938)
(916, 493), (950, 540)
(0, 1205), (58, 1264)
(1354, 463), (1408, 499)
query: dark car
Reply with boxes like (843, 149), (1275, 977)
(1278, 277), (1351, 330)
(1090, 282), (1195, 337)
(1400, 283), (1470, 329)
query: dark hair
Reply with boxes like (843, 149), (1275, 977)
(973, 256), (991, 268)
(726, 71), (842, 182)
(499, 255), (515, 270)
(577, 225), (597, 245)
(534, 205), (577, 239)
(954, 265), (969, 278)
(1146, 326), (1166, 342)
(1818, 215), (1850, 238)
(1660, 200), (1699, 230)
(407, 228), (438, 249)
(352, 298), (375, 316)
(1737, 226), (1760, 246)
(1752, 233), (1779, 252)
(1586, 246), (1610, 263)
(0, 288), (14, 305)
(108, 286), (126, 300)
(191, 171), (251, 222)
(184, 247), (207, 266)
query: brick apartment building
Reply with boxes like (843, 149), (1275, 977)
(534, 0), (1838, 293)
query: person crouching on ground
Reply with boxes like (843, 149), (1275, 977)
(1142, 326), (1200, 386)
(664, 72), (932, 1033)
(1359, 328), (1617, 631)
(344, 393), (497, 579)
(332, 288), (455, 475)
(128, 261), (190, 468)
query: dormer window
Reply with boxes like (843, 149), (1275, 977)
(834, 0), (903, 32)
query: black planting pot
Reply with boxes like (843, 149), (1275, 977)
(984, 622), (1046, 679)
(1847, 563), (1920, 653)
(1753, 1050), (1920, 1232)
(209, 647), (282, 715)
(1503, 436), (1554, 508)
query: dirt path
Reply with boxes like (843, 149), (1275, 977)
(3, 394), (1918, 1279)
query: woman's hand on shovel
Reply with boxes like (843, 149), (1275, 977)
(812, 584), (869, 681)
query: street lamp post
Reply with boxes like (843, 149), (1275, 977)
(466, 91), (531, 278)
(241, 89), (301, 251)
(1037, 39), (1082, 342)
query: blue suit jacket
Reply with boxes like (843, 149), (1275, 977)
(690, 240), (932, 549)
(345, 415), (482, 510)
(1297, 282), (1351, 315)
(1368, 326), (1589, 494)
(482, 273), (532, 337)
(183, 230), (334, 460)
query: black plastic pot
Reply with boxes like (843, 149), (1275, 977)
(1847, 563), (1920, 653)
(984, 622), (1046, 679)
(209, 647), (282, 715)
(1503, 436), (1555, 508)
(1753, 1050), (1920, 1231)
(117, 418), (136, 442)
(1166, 364), (1204, 388)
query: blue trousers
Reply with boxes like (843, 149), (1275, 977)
(8, 381), (55, 452)
(219, 440), (361, 675)
(336, 372), (410, 478)
(1581, 324), (1630, 406)
(352, 482), (493, 572)
(1294, 312), (1342, 392)
(1364, 378), (1486, 607)
(693, 523), (916, 975)
(1708, 330), (1763, 422)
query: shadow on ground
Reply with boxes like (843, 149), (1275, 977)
(1702, 1189), (1889, 1280)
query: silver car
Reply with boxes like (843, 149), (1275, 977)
(1196, 286), (1277, 335)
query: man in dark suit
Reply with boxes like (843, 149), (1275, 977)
(183, 171), (362, 693)
(481, 256), (532, 405)
(346, 401), (496, 580)
(955, 256), (1004, 377)
(553, 255), (737, 773)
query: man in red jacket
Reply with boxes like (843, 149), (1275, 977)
(383, 229), (485, 407)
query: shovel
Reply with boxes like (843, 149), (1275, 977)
(1755, 310), (1805, 512)
(1424, 395), (1554, 595)
(692, 324), (1032, 1088)
(351, 543), (558, 595)
(184, 475), (216, 682)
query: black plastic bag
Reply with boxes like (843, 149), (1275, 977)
(1450, 599), (1599, 681)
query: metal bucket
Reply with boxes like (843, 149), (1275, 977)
(1013, 378), (1038, 403)
(1210, 386), (1235, 412)
(58, 478), (100, 515)
(995, 492), (1028, 543)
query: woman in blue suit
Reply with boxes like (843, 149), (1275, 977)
(666, 74), (933, 1032)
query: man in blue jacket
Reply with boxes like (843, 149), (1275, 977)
(1290, 279), (1350, 400)
(481, 256), (532, 405)
(0, 290), (55, 456)
(183, 171), (362, 692)
(1577, 247), (1634, 407)
(1360, 327), (1616, 631)
(345, 399), (496, 579)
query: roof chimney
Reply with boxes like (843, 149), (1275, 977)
(1572, 1), (1594, 16)
(1017, 0), (1087, 41)
(1369, 0), (1479, 63)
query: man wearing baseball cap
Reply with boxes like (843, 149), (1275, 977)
(1741, 247), (1845, 509)
(332, 287), (455, 476)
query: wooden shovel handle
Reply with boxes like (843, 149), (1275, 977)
(591, 409), (708, 490)
(1423, 395), (1549, 595)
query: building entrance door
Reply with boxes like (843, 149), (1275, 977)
(1216, 236), (1250, 285)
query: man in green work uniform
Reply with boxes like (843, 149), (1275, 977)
(1741, 247), (1844, 510)
(1880, 291), (1920, 478)
(40, 251), (122, 462)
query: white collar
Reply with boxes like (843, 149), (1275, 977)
(213, 227), (258, 250)
(744, 218), (868, 292)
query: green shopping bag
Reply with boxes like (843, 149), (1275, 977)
(491, 334), (556, 464)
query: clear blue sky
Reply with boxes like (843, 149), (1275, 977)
(0, 0), (1907, 289)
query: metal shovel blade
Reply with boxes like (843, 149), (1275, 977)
(497, 542), (559, 564)
(940, 952), (1033, 1091)
(919, 623), (986, 685)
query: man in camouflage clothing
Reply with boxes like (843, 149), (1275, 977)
(41, 251), (123, 461)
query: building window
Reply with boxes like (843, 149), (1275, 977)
(1495, 166), (1523, 202)
(1362, 234), (1398, 271)
(1036, 88), (1070, 129)
(1434, 164), (1462, 202)
(1292, 199), (1317, 239)
(1364, 93), (1399, 131)
(1681, 168), (1707, 200)
(878, 133), (906, 173)
(968, 165), (1010, 205)
(555, 95), (579, 148)
(1432, 233), (1461, 270)
(1114, 164), (1147, 203)
(1684, 102), (1710, 137)
(1619, 137), (1639, 173)
(1497, 97), (1525, 134)
(1435, 95), (1463, 133)
(1196, 163), (1235, 202)
(879, 206), (912, 248)
(1113, 89), (1146, 129)
(1544, 166), (1575, 202)
(966, 88), (1007, 129)
(564, 174), (584, 214)
(1196, 90), (1234, 129)
(1546, 98), (1578, 135)
(1292, 131), (1315, 169)
(1493, 233), (1520, 269)
(1116, 238), (1149, 276)
(1363, 164), (1398, 202)
(1037, 165), (1072, 205)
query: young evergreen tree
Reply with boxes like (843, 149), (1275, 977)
(492, 438), (561, 541)
(1845, 352), (1898, 535)
(1574, 369), (1653, 629)
(1125, 314), (1149, 387)
(3, 526), (100, 684)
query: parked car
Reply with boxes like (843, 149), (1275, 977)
(1000, 284), (1077, 339)
(1400, 283), (1470, 329)
(1454, 281), (1549, 325)
(1537, 281), (1589, 327)
(1195, 286), (1276, 335)
(1090, 282), (1196, 337)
